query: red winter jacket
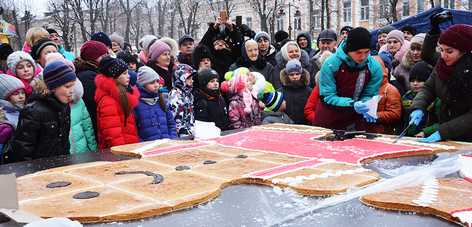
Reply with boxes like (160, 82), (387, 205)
(94, 74), (140, 149)
(304, 86), (320, 125)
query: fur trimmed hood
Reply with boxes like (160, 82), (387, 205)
(280, 69), (310, 88)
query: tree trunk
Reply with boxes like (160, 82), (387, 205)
(169, 6), (176, 38)
(11, 9), (22, 48)
(321, 0), (325, 30)
(309, 0), (314, 34)
(326, 0), (331, 28)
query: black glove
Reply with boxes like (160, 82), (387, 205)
(430, 11), (453, 34)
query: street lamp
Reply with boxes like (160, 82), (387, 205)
(287, 1), (300, 39)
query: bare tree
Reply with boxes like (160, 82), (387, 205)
(168, 5), (177, 38)
(175, 0), (200, 37)
(118, 0), (142, 43)
(389, 0), (399, 22)
(131, 6), (142, 49)
(69, 0), (89, 41)
(143, 0), (156, 35)
(85, 0), (101, 34)
(250, 0), (284, 32)
(308, 0), (314, 34)
(48, 0), (74, 50)
(207, 0), (236, 20)
(98, 0), (112, 33)
(157, 0), (169, 36)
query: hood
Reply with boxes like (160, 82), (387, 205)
(138, 85), (159, 99)
(173, 64), (195, 92)
(296, 32), (313, 52)
(280, 69), (310, 88)
(275, 49), (311, 69)
(379, 40), (411, 63)
(74, 57), (99, 73)
(94, 74), (140, 109)
(72, 79), (84, 103)
(0, 99), (21, 113)
(235, 45), (267, 70)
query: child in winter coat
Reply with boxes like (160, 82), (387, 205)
(95, 56), (140, 149)
(279, 59), (312, 125)
(4, 61), (76, 163)
(169, 64), (195, 137)
(194, 68), (230, 131)
(6, 51), (39, 97)
(135, 66), (177, 141)
(261, 90), (293, 124)
(221, 67), (263, 129)
(70, 79), (97, 154)
(0, 75), (26, 156)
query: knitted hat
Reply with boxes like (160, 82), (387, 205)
(409, 61), (432, 82)
(254, 31), (271, 43)
(137, 66), (160, 86)
(378, 25), (395, 36)
(197, 68), (219, 89)
(159, 37), (179, 57)
(91, 32), (112, 48)
(148, 40), (171, 62)
(274, 30), (289, 43)
(0, 74), (25, 99)
(0, 43), (13, 61)
(410, 33), (426, 46)
(401, 25), (417, 36)
(110, 32), (125, 48)
(45, 52), (75, 72)
(31, 38), (57, 60)
(178, 35), (194, 46)
(386, 30), (405, 45)
(318, 29), (337, 42)
(344, 27), (371, 53)
(285, 59), (303, 74)
(139, 35), (158, 53)
(99, 56), (128, 78)
(438, 24), (472, 53)
(80, 40), (109, 62)
(46, 28), (58, 34)
(43, 61), (77, 90)
(262, 91), (285, 112)
(340, 26), (353, 34)
(7, 51), (36, 75)
(117, 51), (138, 64)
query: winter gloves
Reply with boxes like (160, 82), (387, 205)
(354, 101), (377, 123)
(409, 109), (424, 126)
(419, 131), (442, 143)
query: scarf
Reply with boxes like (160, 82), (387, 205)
(435, 58), (456, 81)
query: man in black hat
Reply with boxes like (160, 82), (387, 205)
(177, 35), (195, 66)
(311, 29), (338, 75)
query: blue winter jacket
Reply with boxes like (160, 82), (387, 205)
(135, 87), (177, 141)
(319, 41), (383, 107)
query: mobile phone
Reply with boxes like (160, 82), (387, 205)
(236, 16), (242, 27)
(219, 10), (228, 23)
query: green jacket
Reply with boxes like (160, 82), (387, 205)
(69, 99), (97, 153)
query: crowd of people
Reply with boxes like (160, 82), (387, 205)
(0, 12), (471, 164)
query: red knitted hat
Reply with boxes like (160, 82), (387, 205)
(439, 24), (472, 53)
(80, 40), (109, 62)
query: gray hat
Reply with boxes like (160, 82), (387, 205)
(137, 66), (160, 86)
(0, 74), (25, 99)
(7, 51), (36, 75)
(318, 29), (337, 42)
(254, 31), (271, 43)
(110, 32), (125, 48)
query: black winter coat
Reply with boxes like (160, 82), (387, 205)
(75, 59), (100, 136)
(4, 94), (70, 163)
(279, 69), (312, 125)
(194, 89), (231, 131)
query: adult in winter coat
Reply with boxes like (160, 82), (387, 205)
(229, 39), (274, 79)
(393, 33), (426, 93)
(95, 57), (140, 149)
(366, 56), (401, 134)
(297, 32), (316, 58)
(135, 66), (177, 141)
(409, 25), (472, 142)
(313, 27), (383, 131)
(69, 80), (97, 154)
(146, 40), (174, 90)
(169, 64), (195, 137)
(271, 41), (315, 89)
(47, 28), (75, 61)
(311, 29), (338, 77)
(194, 69), (231, 131)
(177, 35), (195, 66)
(4, 61), (76, 163)
(379, 30), (411, 71)
(279, 59), (312, 125)
(254, 32), (277, 66)
(74, 40), (109, 136)
(199, 19), (244, 82)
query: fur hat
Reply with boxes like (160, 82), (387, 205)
(192, 45), (214, 69)
(110, 32), (125, 48)
(0, 75), (25, 99)
(91, 32), (112, 48)
(7, 51), (36, 75)
(139, 35), (158, 53)
(275, 30), (289, 43)
(137, 66), (160, 86)
(43, 61), (77, 90)
(99, 56), (128, 78)
(31, 38), (57, 60)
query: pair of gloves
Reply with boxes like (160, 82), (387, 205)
(409, 109), (442, 143)
(354, 101), (377, 123)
